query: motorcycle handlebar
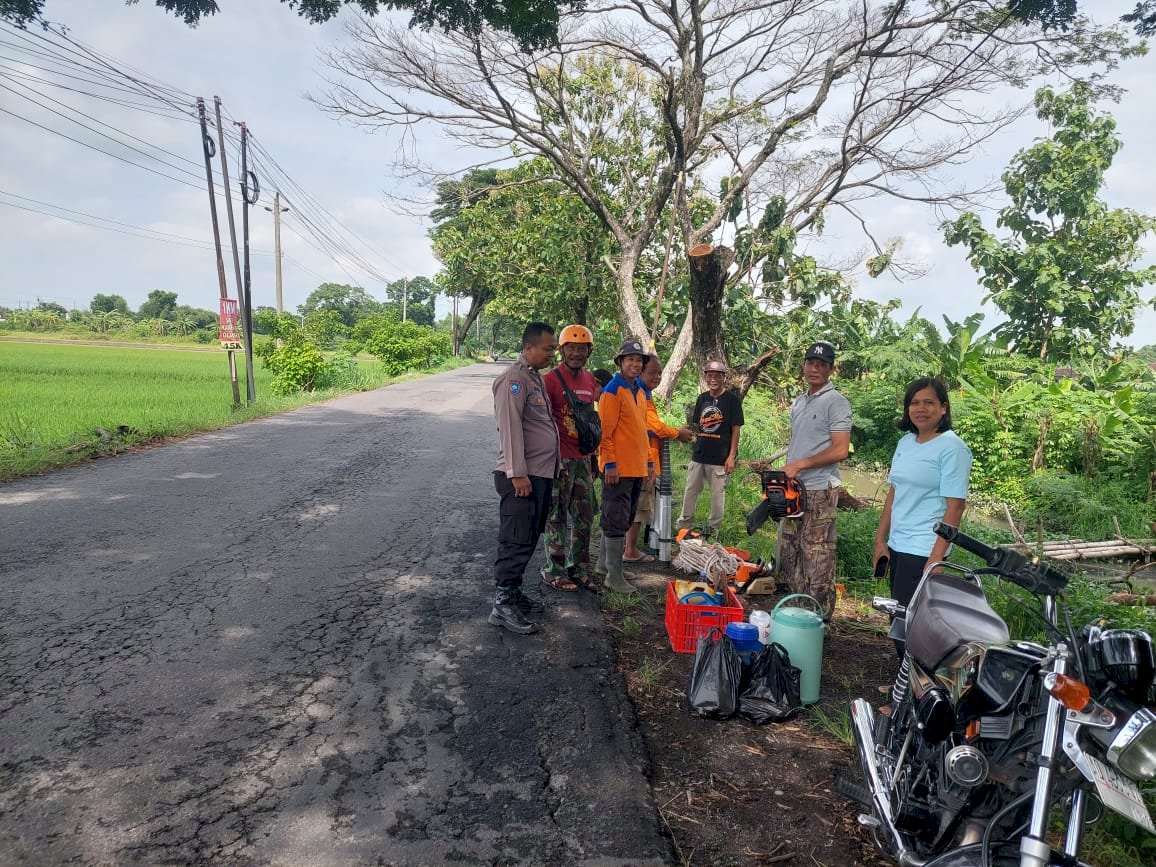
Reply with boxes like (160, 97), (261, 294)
(933, 522), (1069, 597)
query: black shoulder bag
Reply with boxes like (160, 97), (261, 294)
(552, 369), (602, 455)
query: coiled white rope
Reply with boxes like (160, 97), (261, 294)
(673, 538), (741, 583)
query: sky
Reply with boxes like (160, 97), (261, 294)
(0, 0), (1153, 346)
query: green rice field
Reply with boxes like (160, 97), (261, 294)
(1, 341), (359, 480)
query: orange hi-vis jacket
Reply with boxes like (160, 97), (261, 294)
(597, 373), (652, 478)
(640, 381), (681, 472)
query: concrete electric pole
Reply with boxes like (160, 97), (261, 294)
(265, 193), (290, 314)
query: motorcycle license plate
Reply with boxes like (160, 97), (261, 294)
(1083, 753), (1155, 833)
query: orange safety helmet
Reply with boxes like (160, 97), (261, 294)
(559, 324), (594, 346)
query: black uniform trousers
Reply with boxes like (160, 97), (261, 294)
(888, 547), (929, 658)
(599, 476), (642, 538)
(494, 472), (553, 589)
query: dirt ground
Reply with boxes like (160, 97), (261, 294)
(603, 562), (898, 867)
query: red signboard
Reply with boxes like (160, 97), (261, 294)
(219, 298), (243, 350)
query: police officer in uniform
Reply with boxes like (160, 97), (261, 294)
(490, 322), (561, 634)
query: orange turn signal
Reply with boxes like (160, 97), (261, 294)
(1047, 673), (1091, 712)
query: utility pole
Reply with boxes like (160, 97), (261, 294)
(451, 293), (458, 356)
(265, 192), (289, 314)
(214, 97), (254, 405)
(196, 97), (241, 407)
(238, 120), (258, 404)
(402, 277), (408, 322)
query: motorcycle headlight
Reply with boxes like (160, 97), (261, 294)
(1108, 707), (1156, 780)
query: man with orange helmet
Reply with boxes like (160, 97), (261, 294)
(541, 323), (601, 592)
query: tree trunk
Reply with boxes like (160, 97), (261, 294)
(1032, 414), (1050, 471)
(606, 249), (652, 345)
(733, 347), (780, 399)
(654, 306), (694, 404)
(456, 292), (486, 355)
(687, 243), (733, 370)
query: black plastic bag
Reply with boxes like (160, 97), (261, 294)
(738, 642), (802, 724)
(686, 627), (742, 719)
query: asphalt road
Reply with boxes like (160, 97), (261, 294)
(0, 363), (670, 866)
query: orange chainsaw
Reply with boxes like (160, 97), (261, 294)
(745, 470), (806, 535)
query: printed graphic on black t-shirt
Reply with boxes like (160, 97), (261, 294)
(692, 389), (744, 465)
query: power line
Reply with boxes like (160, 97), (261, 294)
(0, 19), (407, 296)
(0, 50), (193, 108)
(1, 23), (195, 114)
(246, 134), (405, 277)
(1, 77), (207, 179)
(0, 105), (213, 190)
(0, 192), (274, 256)
(0, 189), (274, 253)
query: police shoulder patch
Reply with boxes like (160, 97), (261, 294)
(510, 381), (521, 395)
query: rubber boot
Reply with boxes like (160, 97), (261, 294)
(489, 587), (537, 634)
(602, 537), (637, 594)
(594, 534), (608, 576)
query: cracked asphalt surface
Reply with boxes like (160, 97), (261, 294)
(0, 363), (671, 866)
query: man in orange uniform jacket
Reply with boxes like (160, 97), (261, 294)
(595, 339), (652, 593)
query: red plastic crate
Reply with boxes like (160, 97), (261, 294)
(664, 580), (745, 653)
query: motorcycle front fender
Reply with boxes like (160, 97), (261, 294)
(888, 615), (906, 643)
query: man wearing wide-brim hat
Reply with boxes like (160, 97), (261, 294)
(779, 340), (852, 621)
(594, 338), (652, 593)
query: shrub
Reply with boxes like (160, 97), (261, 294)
(364, 320), (452, 375)
(255, 335), (331, 395)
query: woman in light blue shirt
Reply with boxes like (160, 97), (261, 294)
(873, 378), (972, 626)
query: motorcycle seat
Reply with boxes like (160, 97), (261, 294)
(906, 573), (1009, 669)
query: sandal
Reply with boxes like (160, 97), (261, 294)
(541, 570), (579, 592)
(622, 552), (655, 563)
(570, 572), (601, 593)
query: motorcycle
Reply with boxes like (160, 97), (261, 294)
(844, 521), (1156, 866)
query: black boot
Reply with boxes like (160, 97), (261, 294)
(489, 587), (537, 635)
(513, 587), (544, 615)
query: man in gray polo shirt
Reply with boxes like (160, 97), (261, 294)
(779, 341), (852, 621)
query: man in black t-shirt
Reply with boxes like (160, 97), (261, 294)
(676, 359), (745, 535)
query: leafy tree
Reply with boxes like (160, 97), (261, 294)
(90, 293), (129, 316)
(138, 290), (178, 321)
(304, 308), (349, 347)
(0, 0), (579, 51)
(384, 276), (438, 327)
(35, 300), (68, 318)
(298, 283), (382, 328)
(430, 160), (618, 354)
(363, 318), (452, 375)
(251, 306), (277, 335)
(90, 310), (130, 334)
(253, 313), (334, 395)
(944, 85), (1156, 362)
(173, 304), (216, 328)
(323, 1), (1132, 392)
(1009, 0), (1155, 36)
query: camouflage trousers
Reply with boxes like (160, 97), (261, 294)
(543, 457), (596, 578)
(777, 486), (839, 621)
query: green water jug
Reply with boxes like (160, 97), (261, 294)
(770, 594), (825, 705)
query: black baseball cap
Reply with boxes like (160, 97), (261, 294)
(803, 341), (836, 365)
(614, 338), (649, 363)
